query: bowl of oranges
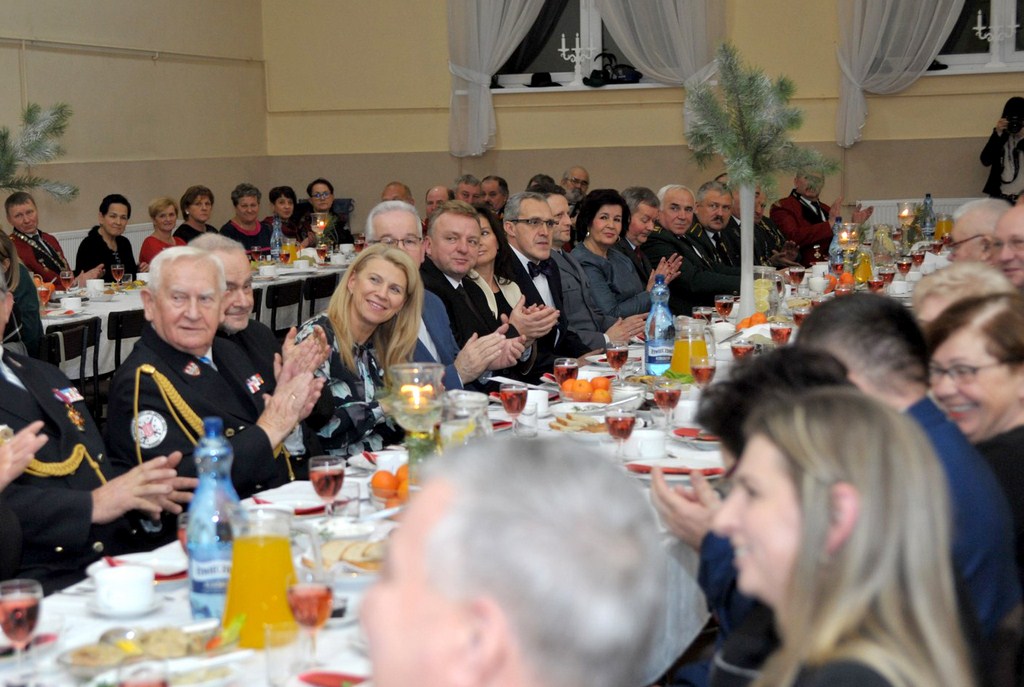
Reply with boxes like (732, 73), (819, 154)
(558, 375), (614, 403)
(369, 464), (411, 510)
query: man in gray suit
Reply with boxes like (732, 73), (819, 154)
(530, 183), (645, 349)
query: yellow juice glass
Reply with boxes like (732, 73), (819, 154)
(223, 535), (296, 648)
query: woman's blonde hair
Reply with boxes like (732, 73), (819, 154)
(148, 196), (179, 221)
(912, 261), (1015, 317)
(0, 231), (22, 291)
(747, 388), (974, 687)
(326, 244), (422, 380)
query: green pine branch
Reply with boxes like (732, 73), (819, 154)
(0, 102), (77, 202)
(686, 44), (838, 197)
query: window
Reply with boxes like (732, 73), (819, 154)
(936, 0), (1024, 72)
(493, 0), (646, 89)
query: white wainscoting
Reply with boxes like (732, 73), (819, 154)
(857, 197), (983, 225)
(52, 222), (157, 267)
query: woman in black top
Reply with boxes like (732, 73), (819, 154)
(75, 194), (140, 278)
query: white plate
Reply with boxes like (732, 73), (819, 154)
(318, 519), (375, 540)
(86, 597), (162, 619)
(549, 402), (608, 417)
(88, 661), (242, 687)
(249, 496), (326, 516)
(252, 274), (277, 282)
(87, 548), (188, 578)
(625, 452), (725, 481)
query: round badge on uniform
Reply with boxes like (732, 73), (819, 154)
(133, 410), (168, 449)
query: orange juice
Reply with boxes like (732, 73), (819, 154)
(935, 214), (953, 242)
(281, 243), (299, 264)
(669, 338), (708, 375)
(223, 535), (296, 648)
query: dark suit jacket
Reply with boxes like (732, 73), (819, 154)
(413, 290), (463, 390)
(642, 227), (739, 316)
(107, 325), (286, 504)
(688, 223), (737, 267)
(770, 191), (833, 266)
(420, 258), (503, 348)
(507, 252), (590, 379)
(551, 249), (614, 351)
(613, 237), (653, 285)
(1, 352), (145, 592)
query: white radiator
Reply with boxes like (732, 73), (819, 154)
(53, 222), (158, 267)
(857, 197), (983, 225)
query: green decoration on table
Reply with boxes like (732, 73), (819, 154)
(0, 102), (78, 202)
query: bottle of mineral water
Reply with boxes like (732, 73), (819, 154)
(187, 417), (241, 620)
(270, 216), (283, 262)
(920, 193), (936, 242)
(645, 274), (674, 376)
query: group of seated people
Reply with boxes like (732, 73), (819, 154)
(0, 166), (1023, 687)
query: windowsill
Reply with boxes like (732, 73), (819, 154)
(492, 80), (675, 94)
(924, 62), (1024, 76)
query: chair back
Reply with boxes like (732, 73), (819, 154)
(106, 309), (147, 367)
(44, 316), (102, 418)
(265, 280), (304, 338)
(303, 273), (340, 318)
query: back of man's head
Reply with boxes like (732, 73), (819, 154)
(797, 293), (929, 400)
(418, 437), (666, 687)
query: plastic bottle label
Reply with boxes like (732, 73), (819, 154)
(646, 341), (672, 375)
(189, 545), (232, 620)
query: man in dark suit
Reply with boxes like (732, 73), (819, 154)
(502, 192), (592, 377)
(0, 265), (192, 592)
(689, 181), (738, 267)
(107, 247), (324, 506)
(366, 201), (523, 390)
(617, 186), (660, 284)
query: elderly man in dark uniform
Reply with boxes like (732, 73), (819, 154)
(0, 266), (192, 592)
(106, 247), (324, 506)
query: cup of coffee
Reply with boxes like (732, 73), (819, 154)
(60, 296), (82, 310)
(629, 428), (666, 460)
(85, 278), (105, 296)
(807, 276), (827, 294)
(93, 565), (154, 615)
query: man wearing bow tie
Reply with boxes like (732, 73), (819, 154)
(503, 192), (593, 377)
(770, 170), (874, 266)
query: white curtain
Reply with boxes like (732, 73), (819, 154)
(447, 0), (545, 157)
(594, 0), (721, 87)
(836, 0), (964, 147)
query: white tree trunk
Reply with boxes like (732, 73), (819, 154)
(737, 184), (755, 319)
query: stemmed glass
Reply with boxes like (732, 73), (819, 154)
(111, 263), (125, 292)
(59, 270), (75, 293)
(652, 378), (683, 431)
(690, 356), (717, 390)
(499, 382), (528, 434)
(605, 341), (629, 382)
(605, 409), (636, 460)
(0, 579), (43, 685)
(714, 295), (735, 320)
(308, 455), (346, 517)
(35, 285), (51, 312)
(286, 569), (333, 668)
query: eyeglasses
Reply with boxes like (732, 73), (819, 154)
(948, 233), (990, 254)
(988, 237), (1024, 253)
(508, 218), (558, 229)
(311, 191), (332, 200)
(370, 236), (422, 249)
(928, 361), (1006, 384)
(568, 176), (589, 188)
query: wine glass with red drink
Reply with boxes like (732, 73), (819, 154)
(0, 579), (43, 684)
(315, 243), (329, 265)
(59, 270), (75, 293)
(111, 263), (125, 292)
(730, 340), (756, 360)
(308, 455), (347, 517)
(287, 569), (333, 668)
(895, 257), (912, 278)
(653, 379), (683, 430)
(770, 322), (794, 346)
(552, 357), (579, 387)
(605, 341), (629, 382)
(605, 409), (636, 460)
(36, 286), (51, 312)
(878, 265), (896, 285)
(714, 295), (735, 320)
(690, 355), (717, 390)
(499, 382), (528, 433)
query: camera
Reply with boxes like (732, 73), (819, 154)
(1008, 116), (1023, 135)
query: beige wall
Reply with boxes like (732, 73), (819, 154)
(2, 0), (1023, 233)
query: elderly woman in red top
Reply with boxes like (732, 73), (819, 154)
(139, 197), (186, 267)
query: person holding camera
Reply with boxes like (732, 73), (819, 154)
(982, 96), (1024, 203)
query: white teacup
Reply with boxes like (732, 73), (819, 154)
(259, 265), (278, 278)
(94, 565), (154, 615)
(807, 276), (827, 294)
(60, 296), (82, 310)
(889, 281), (909, 296)
(338, 244), (355, 257)
(907, 271), (923, 283)
(86, 278), (105, 294)
(526, 389), (549, 418)
(674, 398), (699, 425)
(811, 262), (829, 278)
(629, 429), (666, 461)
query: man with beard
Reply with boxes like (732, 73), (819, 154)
(560, 165), (590, 239)
(770, 169), (873, 266)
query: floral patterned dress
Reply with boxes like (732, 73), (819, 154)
(296, 314), (403, 455)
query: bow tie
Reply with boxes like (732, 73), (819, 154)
(527, 259), (555, 279)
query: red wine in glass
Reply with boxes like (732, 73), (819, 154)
(111, 264), (125, 286)
(879, 268), (896, 284)
(929, 241), (943, 255)
(0, 596), (39, 648)
(287, 583), (333, 630)
(910, 251), (925, 266)
(692, 365), (716, 387)
(653, 386), (681, 411)
(310, 466), (345, 503)
(59, 270), (75, 292)
(730, 341), (755, 359)
(786, 268), (805, 285)
(315, 245), (329, 263)
(715, 297), (734, 318)
(552, 360), (579, 385)
(770, 324), (793, 345)
(791, 308), (810, 326)
(499, 387), (527, 416)
(606, 347), (629, 372)
(867, 277), (885, 293)
(354, 236), (366, 254)
(895, 258), (912, 275)
(606, 414), (636, 441)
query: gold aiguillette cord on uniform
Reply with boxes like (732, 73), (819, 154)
(24, 443), (107, 484)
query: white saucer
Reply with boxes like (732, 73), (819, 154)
(86, 598), (162, 619)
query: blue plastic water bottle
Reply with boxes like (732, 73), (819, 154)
(645, 274), (674, 376)
(270, 216), (283, 262)
(187, 417), (241, 620)
(921, 193), (936, 241)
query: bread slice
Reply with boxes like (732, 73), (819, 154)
(321, 539), (384, 571)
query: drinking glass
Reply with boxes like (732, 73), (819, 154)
(895, 257), (912, 278)
(785, 266), (805, 286)
(315, 243), (329, 264)
(286, 569), (333, 668)
(0, 579), (43, 685)
(605, 341), (629, 381)
(690, 355), (716, 389)
(308, 455), (346, 517)
(353, 234), (366, 254)
(552, 357), (579, 387)
(605, 409), (636, 460)
(652, 378), (683, 430)
(36, 286), (51, 311)
(714, 295), (735, 319)
(730, 340), (756, 360)
(176, 512), (188, 554)
(791, 307), (811, 327)
(878, 265), (897, 285)
(770, 322), (794, 346)
(59, 270), (75, 293)
(111, 263), (125, 291)
(499, 382), (528, 433)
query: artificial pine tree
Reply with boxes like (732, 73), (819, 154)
(0, 103), (78, 202)
(686, 44), (836, 317)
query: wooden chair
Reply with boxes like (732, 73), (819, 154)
(264, 280), (304, 338)
(302, 273), (340, 318)
(252, 286), (264, 320)
(43, 316), (103, 419)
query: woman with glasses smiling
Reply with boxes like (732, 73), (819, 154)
(927, 292), (1024, 596)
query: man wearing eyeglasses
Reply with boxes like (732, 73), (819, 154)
(366, 201), (523, 390)
(949, 198), (1009, 264)
(993, 203), (1024, 288)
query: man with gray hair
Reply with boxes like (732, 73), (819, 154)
(950, 197), (1010, 263)
(107, 247), (324, 505)
(453, 174), (482, 204)
(361, 436), (667, 687)
(481, 174), (509, 216)
(365, 201), (523, 389)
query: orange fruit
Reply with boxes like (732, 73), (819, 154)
(397, 478), (410, 502)
(824, 274), (838, 294)
(750, 312), (768, 325)
(395, 464), (409, 482)
(590, 376), (611, 391)
(737, 317), (751, 330)
(570, 379), (593, 402)
(560, 378), (575, 395)
(371, 470), (399, 498)
(838, 272), (855, 285)
(592, 388), (612, 404)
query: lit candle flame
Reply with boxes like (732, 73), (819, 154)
(400, 383), (435, 408)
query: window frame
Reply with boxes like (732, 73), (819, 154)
(931, 0), (1024, 75)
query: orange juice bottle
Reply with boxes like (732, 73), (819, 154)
(223, 535), (296, 648)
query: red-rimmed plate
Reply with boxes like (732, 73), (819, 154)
(625, 463), (724, 476)
(251, 496), (326, 516)
(297, 671), (367, 687)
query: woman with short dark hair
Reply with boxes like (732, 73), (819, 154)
(75, 193), (140, 277)
(220, 183), (270, 251)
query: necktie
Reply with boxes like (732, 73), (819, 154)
(527, 259), (555, 279)
(198, 355), (218, 371)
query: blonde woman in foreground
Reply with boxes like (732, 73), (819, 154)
(713, 389), (975, 687)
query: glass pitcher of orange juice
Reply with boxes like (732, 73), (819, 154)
(223, 507), (321, 648)
(669, 317), (715, 375)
